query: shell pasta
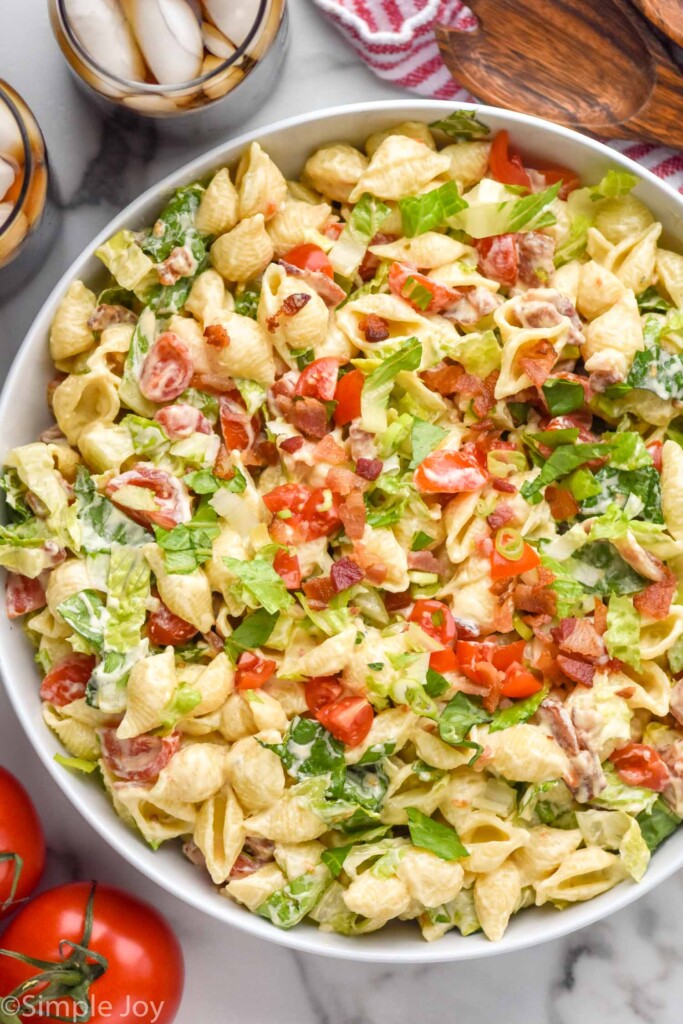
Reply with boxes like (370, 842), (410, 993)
(7, 109), (683, 944)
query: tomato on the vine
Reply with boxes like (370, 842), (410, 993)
(0, 768), (45, 919)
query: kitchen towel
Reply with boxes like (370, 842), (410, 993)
(312, 0), (683, 191)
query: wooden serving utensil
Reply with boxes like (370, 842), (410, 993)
(631, 0), (683, 48)
(436, 0), (683, 146)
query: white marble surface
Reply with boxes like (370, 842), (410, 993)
(2, 3), (683, 1022)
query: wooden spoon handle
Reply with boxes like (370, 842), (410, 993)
(602, 50), (683, 146)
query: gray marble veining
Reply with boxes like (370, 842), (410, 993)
(1, 2), (683, 1021)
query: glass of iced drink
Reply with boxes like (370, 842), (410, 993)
(48, 0), (288, 132)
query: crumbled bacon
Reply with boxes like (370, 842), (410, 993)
(339, 490), (366, 539)
(302, 575), (336, 609)
(516, 232), (556, 288)
(359, 313), (390, 342)
(266, 292), (311, 332)
(407, 550), (447, 575)
(634, 569), (676, 621)
(492, 478), (517, 494)
(312, 435), (347, 465)
(552, 618), (604, 661)
(384, 590), (412, 613)
(327, 467), (363, 495)
(287, 397), (330, 439)
(487, 502), (515, 530)
(492, 595), (515, 634)
(421, 362), (463, 396)
(556, 654), (597, 686)
(204, 324), (230, 348)
(330, 557), (364, 593)
(513, 582), (558, 617)
(593, 597), (608, 636)
(158, 246), (194, 286)
(480, 664), (504, 713)
(545, 484), (579, 522)
(358, 231), (397, 281)
(87, 303), (137, 331)
(355, 457), (383, 481)
(279, 435), (304, 454)
(421, 362), (499, 418)
(277, 260), (346, 307)
(214, 444), (236, 481)
(520, 339), (558, 388)
(244, 439), (279, 467)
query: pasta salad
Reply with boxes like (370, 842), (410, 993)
(4, 110), (683, 943)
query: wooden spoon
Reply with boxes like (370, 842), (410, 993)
(631, 0), (683, 48)
(436, 0), (683, 146)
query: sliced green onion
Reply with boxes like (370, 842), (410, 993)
(495, 527), (524, 561)
(513, 612), (534, 640)
(487, 449), (527, 478)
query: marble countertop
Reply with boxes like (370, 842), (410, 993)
(2, 3), (683, 1021)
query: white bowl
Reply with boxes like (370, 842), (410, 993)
(2, 100), (683, 963)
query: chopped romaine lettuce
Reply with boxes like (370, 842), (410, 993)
(455, 182), (561, 239)
(406, 807), (468, 860)
(361, 337), (422, 433)
(398, 181), (467, 237)
(605, 594), (641, 670)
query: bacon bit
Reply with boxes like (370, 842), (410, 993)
(158, 246), (194, 286)
(353, 543), (387, 584)
(327, 467), (363, 495)
(244, 439), (279, 467)
(354, 458), (381, 482)
(330, 557), (364, 593)
(421, 362), (463, 397)
(552, 618), (604, 660)
(593, 597), (608, 636)
(407, 550), (446, 574)
(277, 261), (347, 308)
(520, 339), (559, 388)
(287, 397), (330, 439)
(472, 371), (499, 419)
(421, 363), (498, 418)
(190, 371), (235, 394)
(266, 292), (311, 332)
(302, 575), (336, 609)
(616, 686), (636, 699)
(537, 566), (556, 588)
(513, 582), (558, 617)
(525, 613), (553, 638)
(556, 654), (596, 686)
(214, 443), (235, 480)
(312, 435), (348, 465)
(531, 640), (565, 683)
(384, 589), (412, 612)
(204, 324), (230, 348)
(479, 663), (504, 713)
(87, 304), (137, 331)
(358, 231), (397, 281)
(359, 314), (390, 342)
(339, 490), (366, 539)
(492, 478), (517, 494)
(279, 435), (304, 453)
(634, 569), (677, 621)
(492, 595), (515, 634)
(546, 484), (579, 521)
(487, 502), (515, 530)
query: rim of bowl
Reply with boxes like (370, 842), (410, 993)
(0, 81), (34, 242)
(2, 99), (683, 963)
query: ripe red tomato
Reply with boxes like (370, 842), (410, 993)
(0, 882), (183, 1024)
(282, 243), (334, 279)
(429, 647), (459, 673)
(475, 234), (518, 287)
(263, 484), (312, 516)
(301, 488), (342, 539)
(295, 358), (339, 401)
(5, 573), (46, 619)
(273, 549), (301, 590)
(0, 768), (45, 919)
(316, 696), (373, 746)
(39, 653), (96, 707)
(610, 743), (670, 792)
(490, 542), (541, 580)
(646, 439), (663, 472)
(236, 652), (277, 690)
(147, 602), (197, 646)
(139, 331), (193, 403)
(409, 599), (456, 647)
(219, 393), (257, 452)
(106, 464), (190, 530)
(305, 676), (343, 715)
(533, 164), (581, 199)
(500, 668), (543, 699)
(489, 130), (531, 189)
(456, 639), (527, 683)
(388, 261), (458, 314)
(413, 450), (488, 494)
(333, 369), (364, 426)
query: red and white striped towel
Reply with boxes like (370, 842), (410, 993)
(312, 0), (683, 192)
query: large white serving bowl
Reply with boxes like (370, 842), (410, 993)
(2, 100), (683, 962)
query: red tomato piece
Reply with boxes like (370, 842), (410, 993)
(647, 439), (663, 472)
(147, 602), (197, 645)
(0, 882), (183, 1024)
(316, 696), (373, 746)
(534, 164), (581, 199)
(273, 549), (302, 590)
(491, 639), (526, 671)
(0, 767), (46, 918)
(429, 647), (459, 673)
(154, 403), (212, 439)
(409, 599), (456, 646)
(219, 392), (258, 451)
(99, 728), (180, 782)
(456, 639), (527, 683)
(5, 572), (46, 619)
(414, 450), (488, 494)
(295, 357), (339, 401)
(139, 331), (194, 403)
(106, 464), (192, 530)
(490, 543), (541, 580)
(282, 243), (334, 279)
(610, 742), (670, 792)
(305, 676), (343, 715)
(388, 261), (459, 314)
(39, 653), (96, 707)
(263, 483), (312, 515)
(236, 652), (277, 690)
(501, 667), (543, 698)
(475, 234), (518, 287)
(333, 368), (364, 426)
(302, 487), (342, 539)
(489, 130), (532, 189)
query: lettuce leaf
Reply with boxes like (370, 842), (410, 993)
(406, 807), (468, 861)
(95, 229), (155, 291)
(593, 763), (658, 815)
(118, 307), (157, 418)
(264, 716), (345, 780)
(257, 869), (330, 929)
(361, 337), (422, 433)
(74, 467), (149, 554)
(456, 182), (561, 239)
(521, 441), (611, 504)
(155, 502), (220, 575)
(576, 808), (649, 881)
(637, 796), (681, 851)
(429, 110), (490, 139)
(489, 686), (548, 733)
(140, 184), (205, 261)
(542, 378), (585, 416)
(409, 419), (448, 469)
(58, 590), (107, 652)
(398, 181), (467, 237)
(223, 555), (294, 613)
(605, 594), (641, 670)
(328, 193), (390, 278)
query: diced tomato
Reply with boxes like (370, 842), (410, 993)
(491, 639), (526, 671)
(39, 654), (96, 707)
(305, 676), (343, 715)
(99, 728), (180, 782)
(456, 639), (527, 683)
(489, 131), (531, 190)
(646, 439), (663, 472)
(139, 331), (194, 403)
(302, 487), (342, 538)
(236, 652), (277, 690)
(147, 602), (197, 645)
(273, 549), (301, 590)
(316, 696), (373, 746)
(610, 742), (670, 792)
(155, 404), (212, 439)
(475, 234), (518, 287)
(409, 599), (456, 646)
(388, 261), (459, 314)
(534, 164), (581, 200)
(490, 543), (541, 580)
(105, 464), (191, 530)
(263, 483), (312, 515)
(295, 358), (339, 401)
(429, 647), (459, 673)
(501, 667), (543, 699)
(282, 243), (334, 279)
(414, 450), (488, 494)
(333, 369), (364, 426)
(5, 573), (46, 619)
(219, 392), (258, 451)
